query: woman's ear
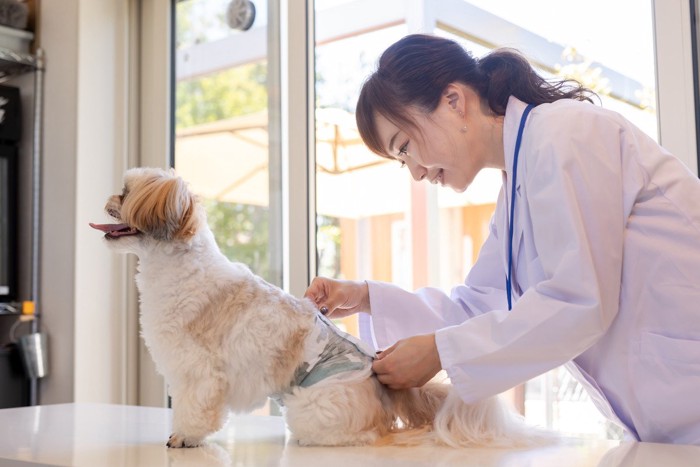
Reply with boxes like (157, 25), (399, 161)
(443, 83), (464, 114)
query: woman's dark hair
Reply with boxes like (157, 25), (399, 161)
(356, 34), (596, 156)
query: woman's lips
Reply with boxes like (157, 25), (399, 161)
(430, 169), (444, 185)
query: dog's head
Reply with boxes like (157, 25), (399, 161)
(90, 167), (201, 249)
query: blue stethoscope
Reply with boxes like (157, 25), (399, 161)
(506, 104), (534, 311)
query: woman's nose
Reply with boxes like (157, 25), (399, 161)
(405, 160), (428, 182)
(407, 163), (427, 182)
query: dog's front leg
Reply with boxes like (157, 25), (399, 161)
(167, 383), (227, 448)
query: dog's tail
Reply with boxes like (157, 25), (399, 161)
(379, 382), (554, 448)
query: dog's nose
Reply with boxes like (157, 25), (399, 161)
(107, 208), (120, 218)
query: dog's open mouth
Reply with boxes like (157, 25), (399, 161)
(89, 222), (140, 239)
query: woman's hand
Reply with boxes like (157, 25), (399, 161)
(372, 334), (442, 389)
(303, 277), (371, 318)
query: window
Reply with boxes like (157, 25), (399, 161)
(164, 0), (696, 434)
(174, 0), (281, 284)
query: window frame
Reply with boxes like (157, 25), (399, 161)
(138, 0), (699, 408)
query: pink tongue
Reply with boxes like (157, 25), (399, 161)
(90, 222), (130, 233)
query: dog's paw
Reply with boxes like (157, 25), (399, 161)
(167, 432), (203, 448)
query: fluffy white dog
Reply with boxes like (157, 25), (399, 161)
(91, 167), (547, 448)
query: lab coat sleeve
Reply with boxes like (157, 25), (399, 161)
(361, 213), (509, 350)
(436, 105), (626, 403)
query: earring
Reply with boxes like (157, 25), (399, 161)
(460, 125), (467, 133)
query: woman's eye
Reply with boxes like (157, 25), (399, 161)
(394, 141), (408, 167)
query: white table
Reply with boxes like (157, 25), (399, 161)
(0, 403), (698, 466)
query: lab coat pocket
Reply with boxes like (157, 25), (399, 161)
(633, 332), (700, 442)
(640, 332), (700, 365)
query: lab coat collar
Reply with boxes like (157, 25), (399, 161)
(499, 96), (531, 292)
(502, 96), (531, 184)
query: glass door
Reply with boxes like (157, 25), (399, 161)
(161, 0), (693, 427)
(173, 0), (281, 284)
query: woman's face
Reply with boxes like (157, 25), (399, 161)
(374, 84), (504, 193)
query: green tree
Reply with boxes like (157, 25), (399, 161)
(175, 0), (230, 49)
(176, 63), (268, 130)
(176, 4), (271, 280)
(203, 199), (270, 280)
(316, 215), (341, 278)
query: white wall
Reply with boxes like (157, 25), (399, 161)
(37, 0), (79, 404)
(654, 0), (699, 175)
(73, 0), (133, 403)
(39, 0), (132, 404)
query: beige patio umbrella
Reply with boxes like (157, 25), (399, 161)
(175, 108), (500, 219)
(175, 108), (412, 218)
(175, 111), (270, 207)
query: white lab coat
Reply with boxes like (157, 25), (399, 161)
(361, 96), (700, 444)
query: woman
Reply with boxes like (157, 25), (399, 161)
(304, 34), (700, 445)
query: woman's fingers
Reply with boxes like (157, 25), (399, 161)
(304, 277), (332, 310)
(304, 278), (370, 318)
(371, 335), (441, 389)
(373, 342), (396, 360)
(373, 344), (402, 387)
(304, 277), (345, 317)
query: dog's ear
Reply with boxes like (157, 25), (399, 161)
(122, 172), (199, 241)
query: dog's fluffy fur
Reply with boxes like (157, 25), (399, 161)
(91, 167), (549, 448)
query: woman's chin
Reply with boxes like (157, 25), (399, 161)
(450, 175), (477, 193)
(437, 173), (469, 192)
(449, 182), (469, 193)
